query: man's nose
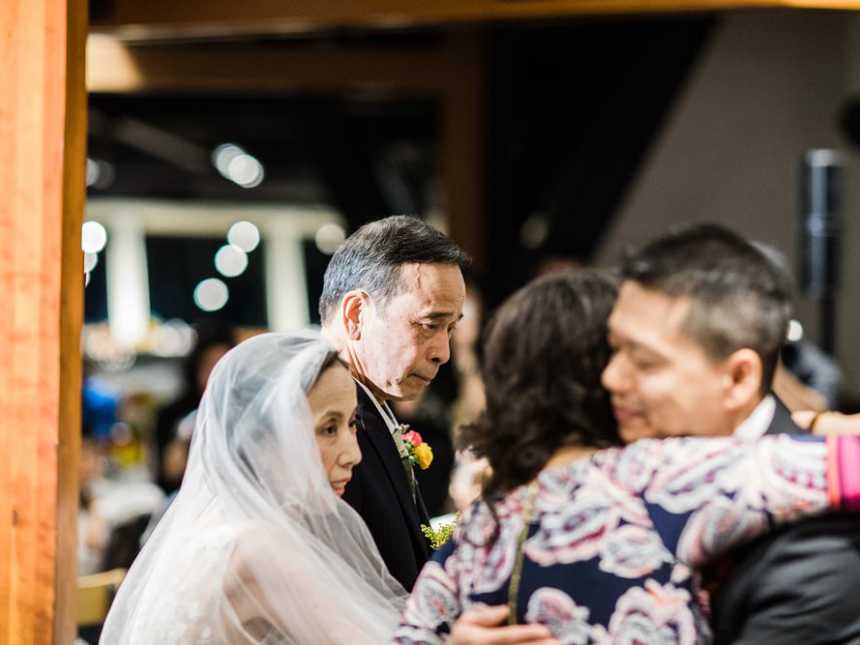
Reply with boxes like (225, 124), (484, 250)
(601, 352), (627, 394)
(428, 330), (452, 365)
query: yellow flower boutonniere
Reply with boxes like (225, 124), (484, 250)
(414, 443), (433, 470)
(401, 428), (434, 470)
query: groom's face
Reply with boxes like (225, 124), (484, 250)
(358, 263), (465, 401)
(602, 281), (736, 442)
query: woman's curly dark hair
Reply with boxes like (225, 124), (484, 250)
(460, 269), (621, 516)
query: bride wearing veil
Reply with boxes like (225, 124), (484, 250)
(101, 332), (407, 644)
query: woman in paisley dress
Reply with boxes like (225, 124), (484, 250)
(394, 270), (860, 645)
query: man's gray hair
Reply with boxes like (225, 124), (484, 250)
(319, 215), (470, 324)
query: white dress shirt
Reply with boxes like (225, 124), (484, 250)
(732, 395), (776, 442)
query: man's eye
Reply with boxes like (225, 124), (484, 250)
(631, 356), (657, 370)
(422, 323), (441, 332)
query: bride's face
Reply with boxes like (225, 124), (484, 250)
(307, 363), (361, 496)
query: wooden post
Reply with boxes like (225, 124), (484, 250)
(0, 0), (88, 643)
(440, 30), (486, 270)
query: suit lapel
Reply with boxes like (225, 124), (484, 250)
(765, 394), (806, 436)
(355, 387), (428, 555)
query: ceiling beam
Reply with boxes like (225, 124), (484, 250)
(91, 0), (860, 40)
(87, 35), (458, 93)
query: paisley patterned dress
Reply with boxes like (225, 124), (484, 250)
(393, 435), (860, 644)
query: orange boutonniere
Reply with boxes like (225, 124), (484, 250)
(401, 428), (434, 470)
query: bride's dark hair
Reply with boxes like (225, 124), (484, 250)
(460, 269), (621, 514)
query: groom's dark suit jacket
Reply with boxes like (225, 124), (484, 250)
(342, 386), (431, 592)
(712, 398), (860, 645)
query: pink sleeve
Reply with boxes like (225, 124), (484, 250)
(829, 435), (860, 511)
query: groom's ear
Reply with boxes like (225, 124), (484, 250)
(341, 290), (367, 340)
(722, 347), (763, 412)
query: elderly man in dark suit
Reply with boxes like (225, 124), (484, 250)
(319, 215), (468, 592)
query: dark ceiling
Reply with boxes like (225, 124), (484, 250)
(88, 91), (440, 220)
(88, 15), (717, 304)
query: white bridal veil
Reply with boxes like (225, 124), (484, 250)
(101, 331), (406, 644)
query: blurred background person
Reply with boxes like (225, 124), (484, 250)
(77, 420), (165, 576)
(154, 320), (235, 493)
(82, 359), (119, 443)
(78, 426), (111, 577)
(449, 277), (487, 437)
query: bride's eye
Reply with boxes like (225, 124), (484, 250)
(318, 424), (338, 437)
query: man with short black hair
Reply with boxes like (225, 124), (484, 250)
(604, 223), (794, 443)
(603, 223), (860, 645)
(321, 215), (469, 591)
(455, 223), (860, 645)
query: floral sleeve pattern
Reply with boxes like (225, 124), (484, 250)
(391, 435), (860, 645)
(392, 558), (457, 644)
(639, 434), (856, 568)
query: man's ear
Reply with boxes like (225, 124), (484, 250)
(723, 348), (763, 411)
(341, 290), (368, 341)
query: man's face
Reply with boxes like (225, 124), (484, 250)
(354, 263), (465, 401)
(602, 281), (736, 442)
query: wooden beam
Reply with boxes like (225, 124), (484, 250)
(0, 0), (87, 642)
(87, 36), (456, 93)
(90, 0), (860, 39)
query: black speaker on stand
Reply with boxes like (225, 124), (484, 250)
(798, 149), (842, 355)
